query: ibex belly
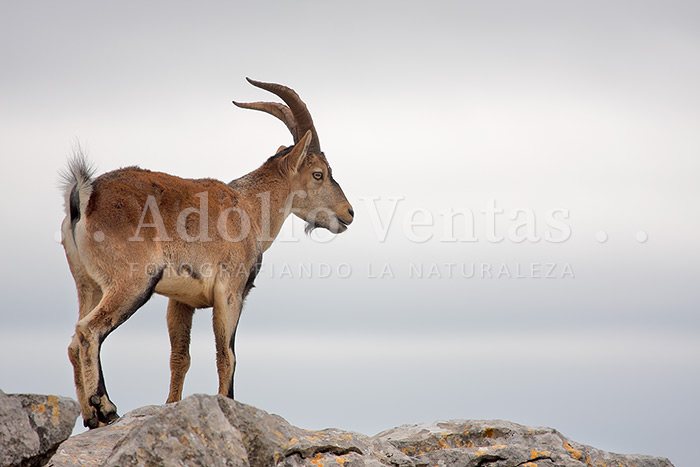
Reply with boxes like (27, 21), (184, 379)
(154, 265), (214, 308)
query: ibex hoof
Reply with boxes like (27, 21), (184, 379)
(83, 410), (119, 429)
(86, 394), (119, 428)
(84, 416), (100, 429)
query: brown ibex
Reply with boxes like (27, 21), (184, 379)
(60, 79), (354, 428)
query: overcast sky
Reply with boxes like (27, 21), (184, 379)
(1, 1), (699, 465)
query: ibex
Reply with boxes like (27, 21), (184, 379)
(60, 79), (354, 428)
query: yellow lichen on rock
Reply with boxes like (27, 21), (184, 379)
(309, 452), (325, 467)
(563, 440), (583, 460)
(47, 395), (61, 424)
(29, 397), (62, 425)
(30, 402), (46, 415)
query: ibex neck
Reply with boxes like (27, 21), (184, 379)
(228, 162), (292, 252)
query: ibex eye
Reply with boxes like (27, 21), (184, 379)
(312, 171), (323, 180)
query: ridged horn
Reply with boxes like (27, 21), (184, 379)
(236, 78), (321, 154)
(232, 100), (300, 142)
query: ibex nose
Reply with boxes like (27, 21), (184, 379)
(348, 208), (355, 219)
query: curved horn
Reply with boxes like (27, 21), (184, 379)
(232, 100), (300, 142)
(244, 78), (321, 154)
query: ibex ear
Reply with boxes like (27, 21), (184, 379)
(287, 130), (313, 173)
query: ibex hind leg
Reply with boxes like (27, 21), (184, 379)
(64, 243), (104, 425)
(67, 282), (102, 425)
(75, 270), (163, 428)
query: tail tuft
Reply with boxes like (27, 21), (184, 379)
(60, 143), (96, 235)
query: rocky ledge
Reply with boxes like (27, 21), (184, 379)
(0, 389), (80, 467)
(39, 393), (672, 467)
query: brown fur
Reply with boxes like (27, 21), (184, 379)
(61, 81), (354, 428)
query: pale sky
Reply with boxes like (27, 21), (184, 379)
(1, 1), (699, 465)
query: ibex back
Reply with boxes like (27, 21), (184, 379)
(60, 79), (354, 428)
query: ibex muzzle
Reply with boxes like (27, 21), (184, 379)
(60, 79), (353, 428)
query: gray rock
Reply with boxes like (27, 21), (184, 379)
(46, 394), (674, 467)
(48, 395), (249, 467)
(0, 389), (80, 467)
(375, 420), (674, 467)
(216, 398), (377, 466)
(48, 395), (389, 467)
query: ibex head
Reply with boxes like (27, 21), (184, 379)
(234, 78), (354, 233)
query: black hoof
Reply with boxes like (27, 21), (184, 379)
(101, 410), (120, 424)
(83, 411), (118, 429)
(88, 394), (119, 425)
(84, 416), (100, 429)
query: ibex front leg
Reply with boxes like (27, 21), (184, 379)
(212, 278), (243, 399)
(166, 299), (194, 403)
